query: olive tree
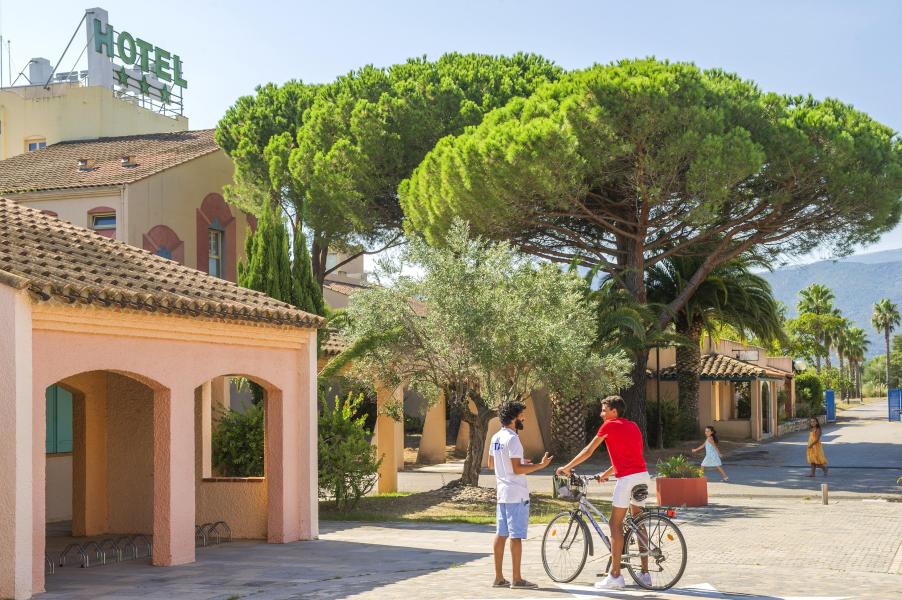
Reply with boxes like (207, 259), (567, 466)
(334, 220), (631, 485)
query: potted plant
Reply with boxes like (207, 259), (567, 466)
(655, 455), (708, 507)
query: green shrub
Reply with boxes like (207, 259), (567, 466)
(318, 392), (382, 511)
(796, 370), (824, 412)
(656, 454), (704, 478)
(212, 404), (265, 477)
(645, 396), (697, 448)
(404, 414), (424, 433)
(863, 381), (886, 398)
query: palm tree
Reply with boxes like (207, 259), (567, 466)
(797, 284), (836, 373)
(872, 299), (900, 391)
(843, 327), (869, 400)
(647, 255), (785, 429)
(834, 319), (853, 400)
(548, 272), (670, 456)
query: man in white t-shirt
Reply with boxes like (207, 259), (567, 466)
(487, 401), (552, 589)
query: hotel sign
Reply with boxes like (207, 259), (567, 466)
(85, 7), (185, 113)
(93, 20), (187, 89)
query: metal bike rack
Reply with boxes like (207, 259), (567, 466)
(201, 523), (220, 545)
(212, 521), (232, 543)
(59, 543), (87, 568)
(195, 525), (207, 547)
(81, 541), (106, 567)
(131, 534), (152, 560)
(45, 554), (56, 576)
(117, 536), (138, 561)
(99, 538), (122, 563)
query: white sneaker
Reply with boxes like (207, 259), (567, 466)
(636, 571), (653, 587)
(595, 574), (626, 589)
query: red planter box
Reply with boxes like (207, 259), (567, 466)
(656, 476), (708, 507)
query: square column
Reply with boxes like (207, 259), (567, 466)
(153, 387), (195, 566)
(1, 286), (34, 599)
(297, 330), (319, 540)
(375, 384), (401, 493)
(417, 391), (446, 465)
(750, 380), (762, 440)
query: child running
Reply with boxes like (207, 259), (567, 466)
(692, 425), (729, 481)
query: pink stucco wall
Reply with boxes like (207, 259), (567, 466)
(22, 305), (318, 596)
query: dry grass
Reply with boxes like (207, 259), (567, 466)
(320, 483), (604, 525)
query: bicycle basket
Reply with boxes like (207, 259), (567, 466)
(553, 475), (584, 500)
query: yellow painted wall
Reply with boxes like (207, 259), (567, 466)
(126, 150), (248, 271)
(12, 150), (250, 276)
(0, 84), (187, 160)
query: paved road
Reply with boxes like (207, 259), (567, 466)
(44, 497), (902, 599)
(402, 400), (902, 499)
(41, 402), (902, 599)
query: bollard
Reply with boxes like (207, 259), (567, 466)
(821, 483), (828, 505)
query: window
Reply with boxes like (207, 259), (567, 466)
(46, 385), (73, 454)
(90, 213), (117, 238)
(208, 229), (224, 277)
(26, 138), (47, 153)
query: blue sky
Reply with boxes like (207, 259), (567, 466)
(3, 0), (900, 261)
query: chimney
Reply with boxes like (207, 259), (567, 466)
(120, 155), (137, 167)
(77, 158), (95, 171)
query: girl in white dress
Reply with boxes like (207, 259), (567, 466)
(692, 426), (729, 481)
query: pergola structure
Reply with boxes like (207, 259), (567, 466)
(0, 199), (322, 599)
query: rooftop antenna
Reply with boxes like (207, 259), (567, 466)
(44, 13), (87, 89)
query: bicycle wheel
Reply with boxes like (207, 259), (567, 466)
(623, 513), (687, 590)
(541, 511), (589, 583)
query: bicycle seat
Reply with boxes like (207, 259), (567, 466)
(631, 483), (649, 503)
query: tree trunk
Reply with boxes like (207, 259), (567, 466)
(550, 392), (587, 458)
(885, 329), (892, 391)
(815, 353), (822, 374)
(311, 234), (329, 288)
(621, 353), (649, 445)
(838, 353), (845, 401)
(461, 413), (491, 486)
(675, 318), (702, 435)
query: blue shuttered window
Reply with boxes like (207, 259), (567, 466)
(46, 385), (73, 454)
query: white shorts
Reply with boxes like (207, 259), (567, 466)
(611, 471), (651, 508)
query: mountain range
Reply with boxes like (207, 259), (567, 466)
(760, 249), (902, 359)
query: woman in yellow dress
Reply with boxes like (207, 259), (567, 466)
(805, 418), (828, 477)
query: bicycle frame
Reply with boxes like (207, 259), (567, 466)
(571, 492), (653, 565)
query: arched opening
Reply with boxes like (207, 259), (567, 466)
(44, 370), (164, 577)
(194, 374), (281, 541)
(761, 381), (771, 435)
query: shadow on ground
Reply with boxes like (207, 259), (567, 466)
(44, 537), (486, 600)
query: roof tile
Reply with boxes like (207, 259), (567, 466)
(0, 198), (323, 328)
(0, 130), (218, 193)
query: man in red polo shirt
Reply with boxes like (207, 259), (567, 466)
(556, 395), (651, 589)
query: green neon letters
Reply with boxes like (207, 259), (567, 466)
(92, 18), (187, 89)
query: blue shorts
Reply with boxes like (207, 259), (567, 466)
(496, 501), (529, 539)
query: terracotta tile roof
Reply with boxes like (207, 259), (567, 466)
(653, 353), (790, 381)
(323, 280), (368, 297)
(0, 130), (219, 194)
(322, 331), (351, 356)
(0, 198), (323, 328)
(324, 277), (427, 317)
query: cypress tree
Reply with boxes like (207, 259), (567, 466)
(291, 226), (325, 316)
(238, 200), (325, 316)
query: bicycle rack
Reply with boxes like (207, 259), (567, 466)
(195, 525), (207, 547)
(45, 554), (55, 576)
(59, 543), (87, 568)
(118, 536), (138, 561)
(201, 523), (220, 545)
(212, 521), (231, 543)
(131, 534), (152, 560)
(81, 541), (106, 568)
(99, 538), (122, 563)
